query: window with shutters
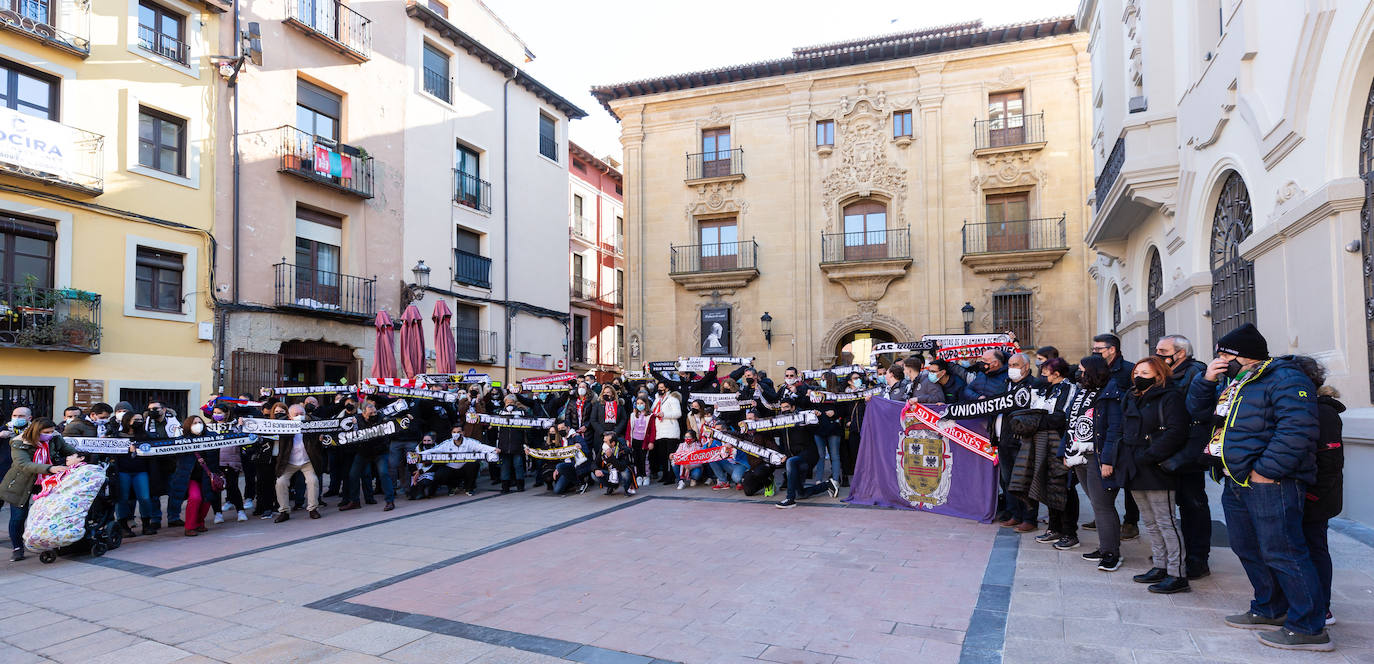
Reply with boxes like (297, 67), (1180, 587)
(0, 214), (56, 286)
(135, 246), (183, 312)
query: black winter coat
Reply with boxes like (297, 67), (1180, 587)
(1305, 395), (1345, 523)
(1162, 358), (1212, 473)
(1119, 386), (1189, 491)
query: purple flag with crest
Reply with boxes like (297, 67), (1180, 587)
(844, 397), (998, 523)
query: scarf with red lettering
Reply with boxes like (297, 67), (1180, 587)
(604, 400), (617, 423)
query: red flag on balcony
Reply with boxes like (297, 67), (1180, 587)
(340, 154), (352, 178)
(314, 144), (330, 175)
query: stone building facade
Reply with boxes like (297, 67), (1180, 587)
(1078, 0), (1374, 524)
(593, 18), (1095, 370)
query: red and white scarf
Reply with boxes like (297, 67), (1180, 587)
(604, 400), (617, 423)
(32, 438), (51, 489)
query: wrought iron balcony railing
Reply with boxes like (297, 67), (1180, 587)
(455, 326), (497, 364)
(0, 0), (89, 56)
(423, 65), (451, 103)
(670, 240), (757, 274)
(0, 109), (103, 195)
(137, 23), (189, 64)
(285, 0), (371, 61)
(961, 215), (1067, 255)
(686, 148), (743, 180)
(572, 277), (597, 301)
(453, 249), (492, 289)
(273, 261), (375, 318)
(570, 216), (595, 243)
(0, 282), (100, 353)
(1095, 136), (1126, 211)
(820, 227), (911, 263)
(278, 125), (374, 198)
(453, 170), (490, 213)
(974, 113), (1045, 150)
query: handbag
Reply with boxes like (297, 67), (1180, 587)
(197, 453), (226, 492)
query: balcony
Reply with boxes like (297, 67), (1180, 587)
(278, 126), (374, 198)
(423, 65), (451, 103)
(284, 0), (371, 62)
(602, 290), (621, 308)
(1094, 136), (1125, 212)
(571, 277), (597, 302)
(453, 249), (492, 289)
(273, 261), (376, 318)
(610, 234), (624, 254)
(0, 109), (103, 195)
(668, 240), (759, 294)
(685, 148), (744, 182)
(454, 326), (497, 364)
(0, 282), (100, 353)
(0, 0), (90, 57)
(453, 170), (490, 213)
(818, 228), (913, 302)
(959, 215), (1069, 274)
(974, 113), (1045, 153)
(137, 23), (188, 64)
(570, 216), (595, 244)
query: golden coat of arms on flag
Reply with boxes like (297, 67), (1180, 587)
(897, 411), (953, 508)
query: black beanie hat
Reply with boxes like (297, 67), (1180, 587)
(1216, 323), (1269, 360)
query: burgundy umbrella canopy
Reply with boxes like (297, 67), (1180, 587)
(370, 310), (397, 380)
(399, 304), (427, 379)
(432, 300), (457, 374)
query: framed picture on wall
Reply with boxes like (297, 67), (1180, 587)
(700, 307), (731, 356)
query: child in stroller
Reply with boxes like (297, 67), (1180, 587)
(24, 460), (122, 563)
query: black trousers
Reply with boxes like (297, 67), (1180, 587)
(651, 437), (678, 482)
(1175, 470), (1212, 572)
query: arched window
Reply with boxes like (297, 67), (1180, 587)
(1360, 76), (1374, 397)
(840, 200), (889, 260)
(1147, 249), (1165, 348)
(1111, 284), (1121, 335)
(1210, 171), (1256, 343)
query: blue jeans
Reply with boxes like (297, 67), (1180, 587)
(709, 460), (746, 485)
(347, 453), (395, 503)
(500, 453), (526, 482)
(813, 434), (842, 482)
(784, 457), (829, 501)
(8, 502), (28, 550)
(671, 465), (703, 482)
(1302, 518), (1332, 617)
(1221, 480), (1325, 635)
(388, 440), (420, 492)
(552, 461), (581, 494)
(116, 471), (155, 521)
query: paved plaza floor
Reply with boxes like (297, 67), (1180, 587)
(1, 480), (1372, 664)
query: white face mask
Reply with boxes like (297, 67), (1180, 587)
(293, 415), (306, 422)
(191, 422), (205, 435)
(577, 387), (587, 396)
(114, 410), (127, 422)
(1008, 367), (1025, 382)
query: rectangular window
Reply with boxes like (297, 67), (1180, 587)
(0, 386), (54, 425)
(422, 43), (450, 102)
(137, 1), (187, 64)
(0, 59), (58, 120)
(454, 302), (483, 360)
(137, 107), (186, 176)
(294, 206), (342, 306)
(815, 120), (834, 147)
(538, 113), (557, 159)
(993, 291), (1034, 346)
(135, 246), (184, 312)
(572, 252), (584, 283)
(572, 314), (587, 362)
(12, 0), (50, 25)
(455, 144), (481, 208)
(0, 214), (57, 286)
(454, 227), (480, 254)
(893, 110), (913, 138)
(427, 0), (448, 17)
(698, 218), (738, 270)
(615, 268), (624, 301)
(572, 160), (586, 172)
(987, 91), (1026, 147)
(573, 194), (583, 219)
(296, 79), (341, 141)
(984, 193), (1030, 252)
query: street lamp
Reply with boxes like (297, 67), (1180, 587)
(760, 311), (773, 347)
(411, 260), (431, 288)
(402, 259), (431, 306)
(961, 302), (975, 335)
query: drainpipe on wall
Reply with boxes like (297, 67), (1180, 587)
(217, 0), (245, 393)
(502, 70), (515, 383)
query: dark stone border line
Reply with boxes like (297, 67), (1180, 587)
(77, 491), (506, 577)
(958, 526), (1020, 664)
(307, 496), (673, 663)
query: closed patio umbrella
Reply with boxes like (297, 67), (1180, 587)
(370, 309), (397, 380)
(399, 304), (427, 379)
(432, 300), (457, 374)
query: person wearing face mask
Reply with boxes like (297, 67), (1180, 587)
(989, 353), (1037, 531)
(114, 412), (158, 537)
(2, 418), (81, 560)
(880, 364), (912, 401)
(340, 401), (395, 510)
(1063, 355), (1126, 572)
(208, 405), (248, 523)
(1032, 358), (1081, 551)
(1116, 357), (1190, 594)
(960, 349), (1009, 401)
(1186, 323), (1329, 650)
(273, 403), (324, 522)
(628, 396), (653, 483)
(563, 382), (595, 435)
(1083, 335), (1141, 541)
(1, 406), (33, 498)
(841, 370), (872, 485)
(650, 382), (683, 485)
(589, 386), (628, 451)
(175, 415), (223, 536)
(1153, 334), (1213, 579)
(495, 395), (532, 493)
(917, 360), (966, 404)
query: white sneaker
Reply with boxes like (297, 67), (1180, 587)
(242, 499), (254, 511)
(676, 480), (685, 490)
(690, 479), (698, 487)
(213, 512), (224, 525)
(236, 510), (248, 522)
(222, 503), (235, 511)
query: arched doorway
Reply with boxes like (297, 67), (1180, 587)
(836, 328), (895, 368)
(1209, 171), (1256, 343)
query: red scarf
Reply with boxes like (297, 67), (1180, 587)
(604, 400), (617, 423)
(32, 438), (51, 488)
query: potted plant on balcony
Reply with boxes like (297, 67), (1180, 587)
(14, 275), (58, 324)
(55, 317), (100, 349)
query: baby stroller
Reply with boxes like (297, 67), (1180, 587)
(24, 462), (123, 563)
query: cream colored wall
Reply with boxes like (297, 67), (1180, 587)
(615, 33), (1095, 370)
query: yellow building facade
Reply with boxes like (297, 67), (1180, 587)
(0, 0), (225, 418)
(595, 19), (1097, 369)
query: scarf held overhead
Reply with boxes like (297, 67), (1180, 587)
(739, 411), (819, 432)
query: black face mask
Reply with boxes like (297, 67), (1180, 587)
(148, 407), (162, 419)
(1225, 359), (1244, 380)
(1155, 353), (1176, 367)
(1133, 376), (1156, 392)
(305, 403), (317, 413)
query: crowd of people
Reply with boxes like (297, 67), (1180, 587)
(0, 322), (1344, 651)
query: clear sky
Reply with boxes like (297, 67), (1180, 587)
(489, 0), (1082, 163)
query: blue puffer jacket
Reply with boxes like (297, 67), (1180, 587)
(1185, 356), (1318, 485)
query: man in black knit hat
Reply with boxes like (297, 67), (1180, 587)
(1186, 322), (1329, 651)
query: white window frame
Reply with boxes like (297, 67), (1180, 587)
(125, 92), (201, 188)
(126, 0), (202, 79)
(124, 234), (197, 323)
